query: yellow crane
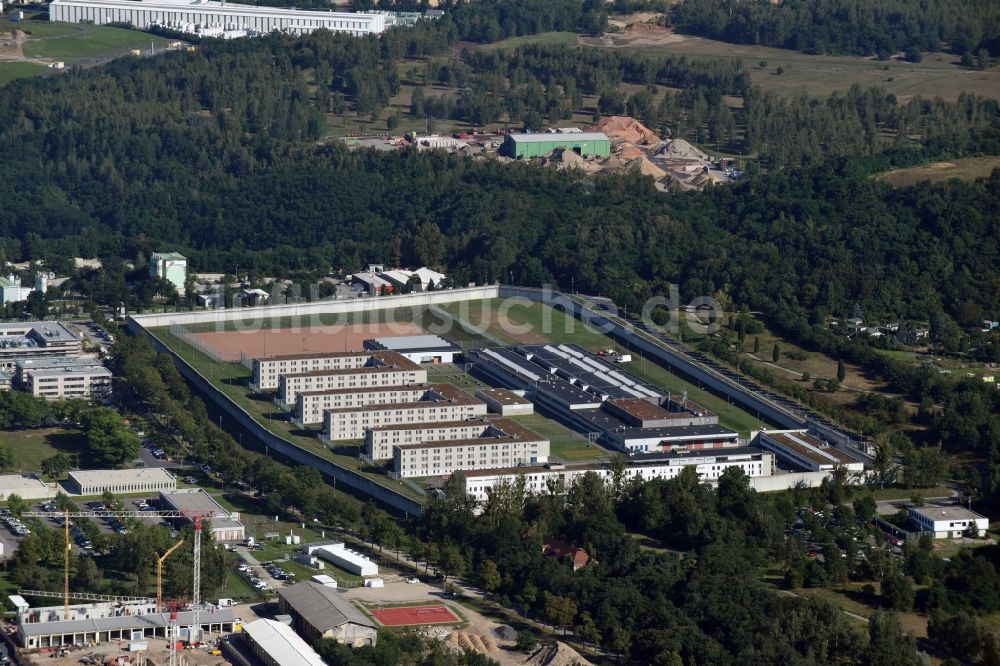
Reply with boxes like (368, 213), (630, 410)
(157, 539), (185, 611)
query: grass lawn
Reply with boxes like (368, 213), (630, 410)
(221, 570), (263, 602)
(875, 156), (1000, 187)
(510, 412), (603, 461)
(870, 485), (954, 501)
(22, 25), (169, 61)
(0, 426), (90, 473)
(795, 585), (929, 638)
(0, 61), (48, 86)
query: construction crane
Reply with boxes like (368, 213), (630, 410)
(22, 507), (230, 636)
(156, 539), (185, 611)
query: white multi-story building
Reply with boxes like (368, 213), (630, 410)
(20, 358), (112, 400)
(295, 384), (430, 426)
(367, 417), (527, 460)
(49, 0), (386, 37)
(254, 350), (421, 392)
(392, 419), (549, 478)
(324, 384), (487, 442)
(0, 321), (81, 368)
(461, 447), (775, 504)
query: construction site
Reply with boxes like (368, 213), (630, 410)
(9, 504), (241, 666)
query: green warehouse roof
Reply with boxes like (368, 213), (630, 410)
(507, 132), (609, 142)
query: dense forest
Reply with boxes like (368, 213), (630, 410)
(671, 0), (1000, 59)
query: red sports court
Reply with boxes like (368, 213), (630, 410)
(371, 604), (460, 627)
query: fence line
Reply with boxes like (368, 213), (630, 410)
(168, 323), (229, 363)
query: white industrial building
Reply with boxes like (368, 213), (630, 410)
(67, 468), (176, 496)
(323, 384), (487, 442)
(302, 542), (378, 577)
(461, 447), (775, 504)
(49, 0), (386, 37)
(237, 618), (327, 666)
(363, 335), (461, 364)
(755, 430), (865, 472)
(0, 474), (58, 501)
(909, 505), (989, 538)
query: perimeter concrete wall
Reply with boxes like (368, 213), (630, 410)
(128, 286), (501, 328)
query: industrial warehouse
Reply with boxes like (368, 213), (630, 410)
(468, 344), (740, 453)
(363, 335), (462, 364)
(67, 468), (176, 495)
(49, 0), (387, 38)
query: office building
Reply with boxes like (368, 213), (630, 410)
(19, 357), (112, 399)
(0, 321), (82, 368)
(67, 468), (176, 496)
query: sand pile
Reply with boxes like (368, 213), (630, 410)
(589, 115), (660, 144)
(495, 625), (518, 641)
(627, 155), (667, 179)
(659, 138), (709, 161)
(524, 641), (593, 666)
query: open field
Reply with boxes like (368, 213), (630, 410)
(875, 157), (1000, 187)
(0, 426), (90, 472)
(1, 13), (170, 70)
(0, 60), (45, 85)
(190, 321), (425, 362)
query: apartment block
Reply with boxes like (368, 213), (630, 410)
(272, 353), (426, 405)
(392, 419), (549, 478)
(323, 384), (487, 442)
(251, 351), (426, 392)
(294, 384), (431, 426)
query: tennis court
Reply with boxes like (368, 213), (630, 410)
(371, 603), (460, 627)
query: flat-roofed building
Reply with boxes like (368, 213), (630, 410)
(755, 430), (865, 472)
(67, 468), (176, 496)
(50, 0), (385, 37)
(238, 618), (326, 666)
(256, 351), (383, 391)
(604, 396), (717, 428)
(363, 335), (461, 364)
(392, 419), (549, 478)
(474, 388), (534, 416)
(303, 542), (377, 576)
(294, 384), (429, 426)
(461, 447), (775, 504)
(0, 321), (81, 368)
(324, 384), (487, 442)
(277, 581), (377, 647)
(366, 418), (507, 460)
(19, 357), (112, 399)
(159, 489), (244, 541)
(909, 505), (989, 538)
(267, 351), (425, 402)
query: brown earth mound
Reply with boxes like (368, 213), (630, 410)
(589, 115), (660, 144)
